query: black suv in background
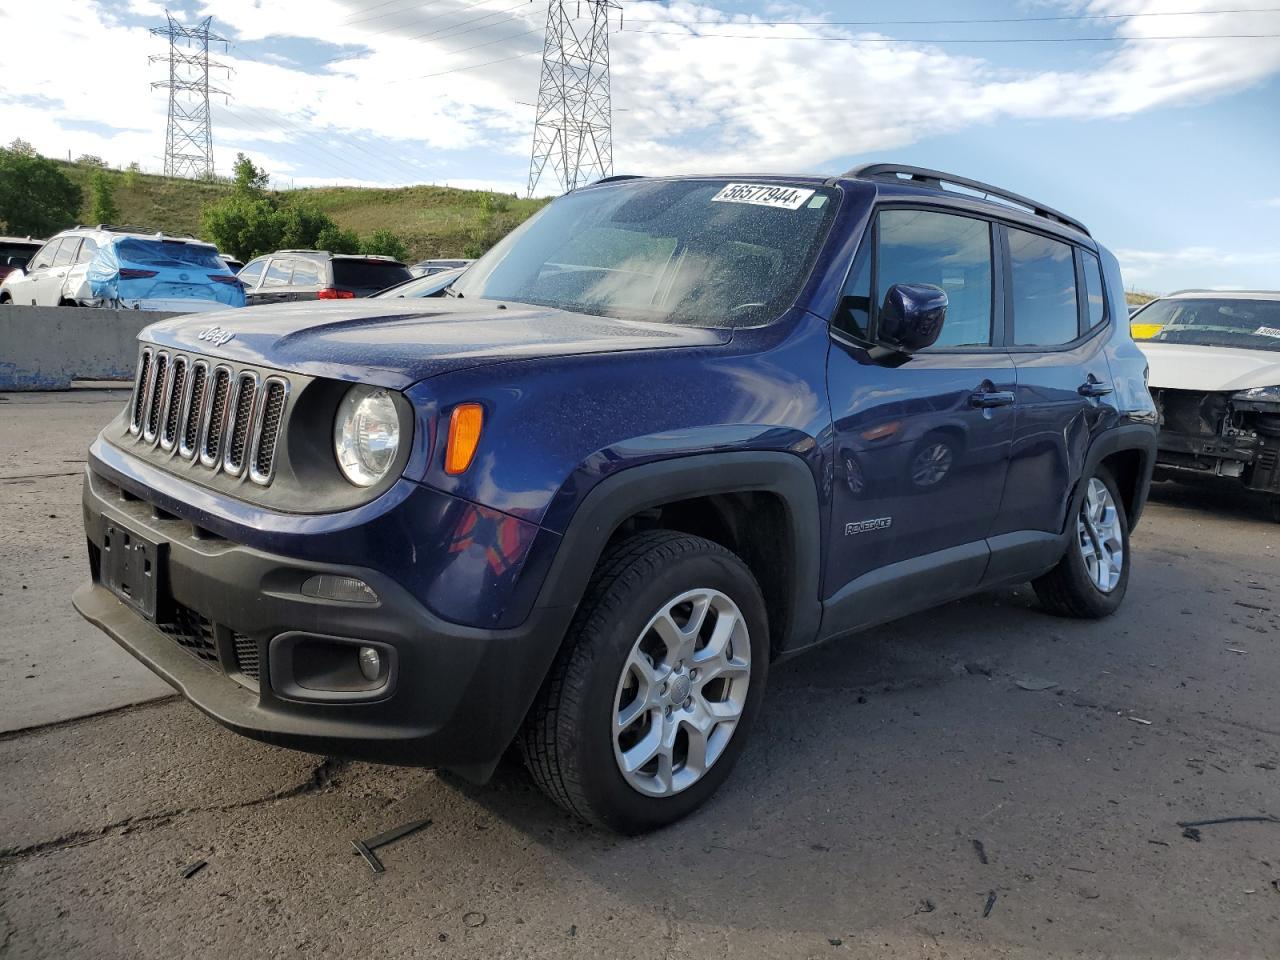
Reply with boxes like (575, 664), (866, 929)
(237, 251), (413, 303)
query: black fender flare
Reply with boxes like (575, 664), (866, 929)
(536, 451), (824, 653)
(1070, 422), (1158, 533)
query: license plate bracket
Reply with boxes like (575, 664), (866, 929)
(101, 521), (167, 621)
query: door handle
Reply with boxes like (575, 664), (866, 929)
(969, 389), (1015, 409)
(1078, 375), (1113, 398)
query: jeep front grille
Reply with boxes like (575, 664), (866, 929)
(127, 348), (287, 486)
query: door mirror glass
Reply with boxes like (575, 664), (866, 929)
(879, 282), (948, 353)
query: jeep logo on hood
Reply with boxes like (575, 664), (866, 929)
(197, 325), (235, 347)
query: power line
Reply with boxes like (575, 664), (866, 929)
(617, 29), (1280, 43)
(625, 6), (1280, 26)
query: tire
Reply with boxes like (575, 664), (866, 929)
(1033, 467), (1130, 618)
(520, 530), (769, 833)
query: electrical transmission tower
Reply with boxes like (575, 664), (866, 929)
(527, 0), (621, 197)
(150, 14), (230, 180)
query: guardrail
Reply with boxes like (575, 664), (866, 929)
(0, 306), (182, 390)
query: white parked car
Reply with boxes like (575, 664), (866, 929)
(1136, 290), (1280, 521)
(0, 225), (241, 311)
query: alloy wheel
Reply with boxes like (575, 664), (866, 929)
(1077, 477), (1124, 592)
(612, 588), (752, 797)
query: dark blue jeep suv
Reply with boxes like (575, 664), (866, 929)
(75, 165), (1157, 833)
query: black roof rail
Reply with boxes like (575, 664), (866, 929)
(845, 163), (1090, 237)
(592, 174), (645, 185)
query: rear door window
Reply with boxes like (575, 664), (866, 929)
(76, 238), (99, 263)
(1008, 228), (1079, 346)
(53, 237), (79, 267)
(333, 259), (413, 291)
(876, 209), (994, 348)
(262, 259), (293, 287)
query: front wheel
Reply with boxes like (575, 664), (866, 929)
(1033, 468), (1131, 618)
(520, 530), (769, 833)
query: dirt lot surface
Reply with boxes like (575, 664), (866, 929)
(2, 391), (1278, 959)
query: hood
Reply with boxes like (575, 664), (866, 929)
(1140, 341), (1280, 392)
(138, 299), (731, 389)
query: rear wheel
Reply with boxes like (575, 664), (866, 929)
(1033, 468), (1130, 618)
(520, 530), (768, 833)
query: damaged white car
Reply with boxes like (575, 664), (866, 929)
(1136, 290), (1280, 521)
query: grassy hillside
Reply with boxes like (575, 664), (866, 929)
(55, 161), (545, 261)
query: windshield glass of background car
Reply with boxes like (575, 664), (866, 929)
(452, 180), (839, 328)
(1143, 298), (1280, 352)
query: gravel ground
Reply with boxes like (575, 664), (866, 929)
(1, 392), (1277, 959)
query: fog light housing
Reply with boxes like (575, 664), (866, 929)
(358, 646), (381, 682)
(300, 574), (379, 604)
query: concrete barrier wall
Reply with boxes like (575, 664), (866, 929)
(0, 306), (182, 390)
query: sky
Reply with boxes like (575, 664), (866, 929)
(0, 0), (1277, 292)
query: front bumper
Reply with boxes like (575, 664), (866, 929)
(1155, 429), (1280, 494)
(75, 467), (573, 776)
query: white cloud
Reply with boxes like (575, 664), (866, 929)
(1116, 245), (1280, 291)
(0, 0), (1276, 190)
(1266, 197), (1280, 209)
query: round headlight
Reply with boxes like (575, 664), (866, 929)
(334, 386), (400, 487)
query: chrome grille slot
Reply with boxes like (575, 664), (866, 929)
(199, 366), (232, 468)
(249, 378), (289, 485)
(159, 356), (188, 451)
(128, 347), (291, 488)
(223, 372), (259, 476)
(143, 352), (169, 443)
(179, 360), (208, 458)
(129, 348), (153, 435)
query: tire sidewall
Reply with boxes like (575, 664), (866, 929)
(570, 549), (769, 834)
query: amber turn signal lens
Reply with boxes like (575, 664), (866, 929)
(445, 403), (484, 475)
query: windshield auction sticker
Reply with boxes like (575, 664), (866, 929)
(1255, 326), (1280, 339)
(711, 183), (816, 210)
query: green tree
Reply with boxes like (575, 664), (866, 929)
(315, 224), (361, 255)
(122, 162), (141, 189)
(0, 146), (83, 236)
(88, 167), (119, 225)
(201, 194), (283, 261)
(277, 201), (336, 250)
(77, 154), (106, 168)
(7, 138), (35, 157)
(361, 228), (408, 261)
(231, 153), (269, 194)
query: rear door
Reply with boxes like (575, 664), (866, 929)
(987, 227), (1115, 577)
(251, 258), (294, 305)
(285, 256), (324, 300)
(825, 206), (1015, 617)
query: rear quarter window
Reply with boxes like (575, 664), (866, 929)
(1008, 228), (1079, 346)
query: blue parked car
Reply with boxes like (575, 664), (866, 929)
(74, 165), (1156, 832)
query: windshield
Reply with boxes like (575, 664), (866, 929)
(114, 238), (228, 272)
(0, 241), (40, 259)
(451, 179), (839, 328)
(1140, 297), (1280, 352)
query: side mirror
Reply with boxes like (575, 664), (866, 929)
(879, 283), (948, 353)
